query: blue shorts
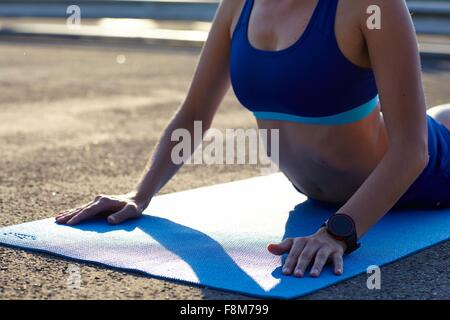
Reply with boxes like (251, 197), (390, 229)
(393, 115), (450, 209)
(291, 115), (450, 210)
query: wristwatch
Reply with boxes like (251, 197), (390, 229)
(322, 213), (360, 255)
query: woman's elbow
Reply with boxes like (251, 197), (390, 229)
(411, 136), (430, 171)
(407, 143), (429, 173)
(391, 138), (429, 172)
(415, 146), (430, 173)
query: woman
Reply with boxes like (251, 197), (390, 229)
(55, 0), (450, 278)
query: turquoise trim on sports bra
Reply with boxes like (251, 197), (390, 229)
(253, 95), (380, 125)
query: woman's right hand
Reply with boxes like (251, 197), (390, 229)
(55, 192), (148, 226)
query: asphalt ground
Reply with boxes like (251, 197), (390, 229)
(0, 40), (449, 299)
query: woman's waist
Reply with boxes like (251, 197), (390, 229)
(282, 163), (366, 204)
(259, 111), (387, 202)
(258, 109), (387, 167)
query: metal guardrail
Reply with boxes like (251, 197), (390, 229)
(0, 0), (449, 20)
(0, 0), (218, 21)
(408, 1), (450, 16)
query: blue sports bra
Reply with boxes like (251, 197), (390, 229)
(230, 0), (379, 125)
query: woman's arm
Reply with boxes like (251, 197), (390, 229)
(56, 0), (238, 225)
(269, 0), (429, 277)
(134, 0), (244, 206)
(338, 0), (429, 237)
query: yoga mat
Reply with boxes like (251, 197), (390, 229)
(0, 173), (449, 299)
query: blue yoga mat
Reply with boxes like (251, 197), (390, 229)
(0, 173), (449, 299)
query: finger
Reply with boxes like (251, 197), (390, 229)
(55, 205), (86, 218)
(55, 205), (88, 223)
(267, 238), (294, 255)
(107, 205), (140, 225)
(55, 210), (70, 218)
(56, 208), (76, 217)
(55, 208), (84, 224)
(66, 201), (109, 225)
(332, 252), (344, 275)
(294, 241), (319, 277)
(310, 248), (331, 277)
(282, 238), (307, 275)
(56, 195), (110, 218)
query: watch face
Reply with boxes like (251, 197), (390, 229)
(328, 214), (354, 237)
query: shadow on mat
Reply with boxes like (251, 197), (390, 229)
(73, 199), (343, 296)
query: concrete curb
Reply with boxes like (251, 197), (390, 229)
(0, 22), (207, 46)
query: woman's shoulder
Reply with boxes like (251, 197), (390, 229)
(216, 0), (247, 40)
(338, 0), (409, 28)
(218, 0), (247, 18)
(220, 0), (247, 22)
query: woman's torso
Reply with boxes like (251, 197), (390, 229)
(229, 0), (390, 203)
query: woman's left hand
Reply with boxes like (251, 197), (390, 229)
(268, 227), (347, 277)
